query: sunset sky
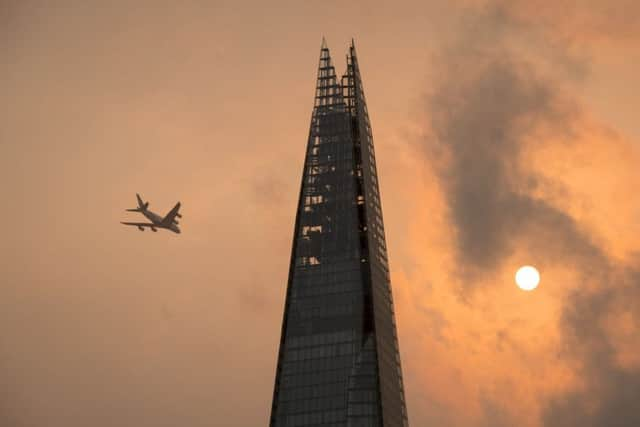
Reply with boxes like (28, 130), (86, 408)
(2, 1), (639, 426)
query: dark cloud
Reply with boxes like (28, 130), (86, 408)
(543, 267), (640, 427)
(422, 1), (640, 425)
(479, 393), (511, 427)
(425, 3), (579, 282)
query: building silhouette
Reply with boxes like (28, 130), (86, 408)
(270, 40), (409, 427)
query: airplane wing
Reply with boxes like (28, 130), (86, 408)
(160, 202), (181, 227)
(120, 222), (155, 227)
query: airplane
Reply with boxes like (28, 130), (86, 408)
(121, 194), (181, 234)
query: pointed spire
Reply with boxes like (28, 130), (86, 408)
(318, 36), (331, 64)
(342, 39), (367, 117)
(348, 37), (358, 63)
(313, 37), (343, 111)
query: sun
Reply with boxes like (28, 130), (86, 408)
(515, 266), (540, 291)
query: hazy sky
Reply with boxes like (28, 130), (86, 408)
(2, 1), (639, 426)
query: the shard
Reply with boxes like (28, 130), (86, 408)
(269, 39), (409, 427)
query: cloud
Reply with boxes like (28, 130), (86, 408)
(417, 1), (640, 425)
(543, 267), (640, 427)
(424, 1), (581, 283)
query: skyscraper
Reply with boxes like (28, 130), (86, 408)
(269, 40), (409, 427)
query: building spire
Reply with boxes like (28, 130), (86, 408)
(347, 38), (359, 68)
(314, 37), (343, 110)
(342, 38), (365, 117)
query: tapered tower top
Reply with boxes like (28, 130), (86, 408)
(270, 39), (408, 427)
(314, 38), (343, 110)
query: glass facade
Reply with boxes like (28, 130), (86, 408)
(269, 40), (408, 427)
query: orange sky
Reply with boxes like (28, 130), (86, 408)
(2, 1), (639, 426)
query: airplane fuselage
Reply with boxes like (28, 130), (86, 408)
(142, 208), (181, 233)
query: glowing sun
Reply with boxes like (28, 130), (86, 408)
(515, 266), (540, 291)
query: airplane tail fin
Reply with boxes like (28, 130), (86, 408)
(126, 194), (148, 212)
(136, 193), (149, 210)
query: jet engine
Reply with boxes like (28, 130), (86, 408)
(173, 220), (179, 225)
(151, 227), (157, 232)
(138, 226), (144, 231)
(176, 213), (182, 218)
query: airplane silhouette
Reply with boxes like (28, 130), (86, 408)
(121, 194), (181, 233)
